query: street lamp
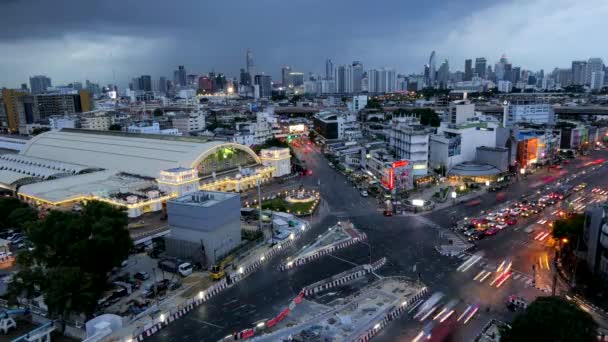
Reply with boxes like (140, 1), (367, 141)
(485, 180), (490, 187)
(451, 191), (457, 199)
(520, 168), (526, 175)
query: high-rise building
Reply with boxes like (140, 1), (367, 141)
(512, 67), (521, 84)
(139, 75), (152, 92)
(428, 51), (437, 86)
(464, 59), (473, 81)
(29, 75), (52, 94)
(281, 66), (292, 87)
(335, 65), (348, 93)
(553, 68), (572, 88)
(586, 58), (604, 85)
(254, 75), (272, 98)
(288, 72), (304, 87)
(1, 89), (27, 132)
(437, 60), (450, 88)
(351, 61), (364, 93)
(173, 66), (187, 87)
(198, 76), (213, 93)
(246, 49), (255, 79)
(572, 61), (587, 85)
(591, 71), (605, 90)
(159, 77), (167, 93)
(325, 59), (334, 80)
(475, 58), (487, 79)
(368, 68), (396, 93)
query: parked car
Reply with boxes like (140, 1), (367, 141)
(485, 227), (499, 236)
(360, 190), (368, 197)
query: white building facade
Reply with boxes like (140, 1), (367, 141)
(389, 117), (430, 177)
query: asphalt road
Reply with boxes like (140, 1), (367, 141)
(148, 145), (608, 342)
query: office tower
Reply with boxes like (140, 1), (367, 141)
(288, 72), (304, 87)
(1, 89), (27, 132)
(475, 57), (487, 79)
(325, 59), (334, 80)
(29, 75), (52, 94)
(159, 77), (167, 93)
(254, 75), (272, 98)
(464, 59), (473, 81)
(591, 71), (605, 90)
(187, 74), (198, 86)
(281, 66), (292, 87)
(335, 65), (347, 93)
(428, 51), (437, 86)
(351, 61), (364, 93)
(239, 68), (251, 87)
(139, 75), (152, 92)
(368, 68), (396, 93)
(571, 61), (587, 85)
(554, 68), (572, 87)
(512, 67), (521, 84)
(437, 60), (450, 88)
(586, 58), (604, 85)
(20, 84), (28, 92)
(246, 49), (255, 79)
(198, 76), (213, 92)
(173, 66), (187, 87)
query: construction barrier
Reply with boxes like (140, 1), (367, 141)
(356, 286), (428, 342)
(127, 222), (312, 342)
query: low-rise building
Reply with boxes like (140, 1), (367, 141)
(313, 111), (362, 141)
(80, 111), (112, 131)
(389, 117), (431, 177)
(260, 147), (291, 177)
(127, 121), (182, 136)
(171, 111), (206, 135)
(166, 191), (241, 267)
(365, 148), (413, 192)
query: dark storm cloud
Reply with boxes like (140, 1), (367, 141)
(0, 0), (606, 87)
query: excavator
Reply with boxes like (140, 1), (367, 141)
(209, 255), (235, 280)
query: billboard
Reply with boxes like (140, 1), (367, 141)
(383, 160), (413, 192)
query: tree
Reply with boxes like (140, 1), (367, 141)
(365, 98), (382, 109)
(108, 124), (122, 131)
(9, 201), (133, 322)
(31, 127), (50, 136)
(552, 213), (585, 241)
(0, 198), (31, 229)
(308, 130), (317, 141)
(153, 108), (164, 117)
(502, 296), (597, 342)
(393, 108), (440, 127)
(8, 207), (38, 230)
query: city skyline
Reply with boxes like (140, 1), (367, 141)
(1, 0), (608, 87)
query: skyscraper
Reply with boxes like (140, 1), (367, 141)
(281, 66), (292, 87)
(239, 68), (251, 87)
(159, 77), (167, 93)
(325, 59), (334, 80)
(437, 60), (450, 89)
(571, 61), (587, 86)
(254, 75), (271, 98)
(246, 49), (255, 78)
(140, 75), (152, 92)
(351, 61), (364, 93)
(29, 75), (52, 94)
(464, 59), (473, 81)
(428, 51), (437, 86)
(475, 57), (487, 79)
(586, 58), (604, 85)
(173, 66), (187, 87)
(335, 65), (348, 93)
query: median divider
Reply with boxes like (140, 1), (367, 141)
(279, 232), (368, 271)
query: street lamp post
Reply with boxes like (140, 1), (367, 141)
(451, 191), (457, 204)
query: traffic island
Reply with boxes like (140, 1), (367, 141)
(245, 186), (320, 217)
(279, 221), (366, 271)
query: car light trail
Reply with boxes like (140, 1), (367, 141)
(496, 272), (512, 288)
(496, 260), (506, 273)
(479, 271), (492, 282)
(473, 270), (486, 281)
(412, 331), (425, 342)
(419, 306), (438, 321)
(439, 309), (455, 323)
(457, 305), (472, 322)
(463, 305), (479, 324)
(534, 232), (544, 240)
(433, 308), (447, 320)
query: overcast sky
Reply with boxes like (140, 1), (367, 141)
(1, 0), (607, 88)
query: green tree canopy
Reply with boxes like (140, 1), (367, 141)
(9, 201), (133, 320)
(393, 108), (440, 127)
(153, 108), (164, 117)
(552, 213), (585, 241)
(31, 127), (50, 136)
(0, 198), (31, 229)
(365, 98), (382, 109)
(108, 124), (122, 131)
(502, 296), (597, 342)
(8, 207), (38, 230)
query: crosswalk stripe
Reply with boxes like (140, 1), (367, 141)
(458, 254), (468, 259)
(525, 279), (533, 285)
(513, 274), (521, 280)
